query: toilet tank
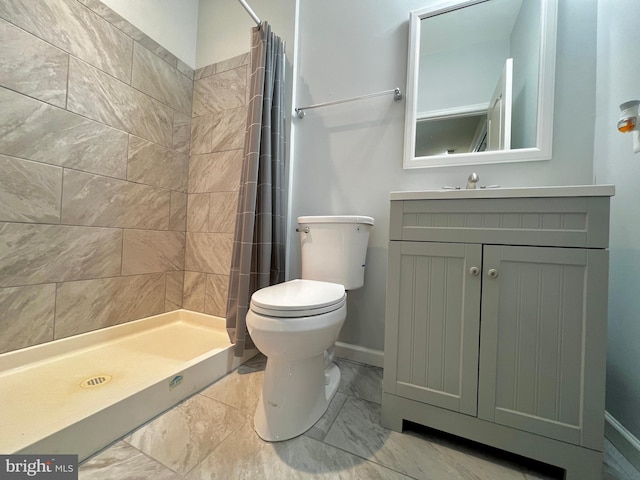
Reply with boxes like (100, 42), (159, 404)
(298, 215), (374, 290)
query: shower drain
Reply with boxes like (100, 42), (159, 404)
(80, 375), (112, 388)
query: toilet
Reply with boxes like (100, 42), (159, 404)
(246, 215), (374, 441)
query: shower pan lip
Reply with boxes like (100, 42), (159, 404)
(0, 309), (257, 462)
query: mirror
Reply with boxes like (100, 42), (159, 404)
(403, 0), (558, 169)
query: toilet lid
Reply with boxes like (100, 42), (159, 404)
(250, 279), (346, 317)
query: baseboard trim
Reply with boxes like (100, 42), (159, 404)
(605, 411), (640, 472)
(335, 341), (384, 368)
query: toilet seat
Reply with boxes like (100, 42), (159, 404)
(250, 279), (346, 317)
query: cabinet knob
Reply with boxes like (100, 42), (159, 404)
(487, 268), (499, 278)
(469, 266), (480, 276)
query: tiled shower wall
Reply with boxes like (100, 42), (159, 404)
(183, 55), (249, 317)
(0, 0), (195, 355)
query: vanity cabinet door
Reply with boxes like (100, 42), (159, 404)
(384, 241), (481, 416)
(477, 245), (608, 449)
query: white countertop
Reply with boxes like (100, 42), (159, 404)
(390, 185), (615, 201)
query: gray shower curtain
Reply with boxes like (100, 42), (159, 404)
(226, 21), (286, 357)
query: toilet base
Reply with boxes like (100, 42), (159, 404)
(253, 354), (340, 442)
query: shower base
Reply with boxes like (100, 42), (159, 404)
(0, 309), (255, 461)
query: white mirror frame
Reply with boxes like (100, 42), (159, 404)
(403, 0), (558, 169)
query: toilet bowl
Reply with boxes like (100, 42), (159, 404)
(247, 279), (346, 441)
(245, 215), (374, 441)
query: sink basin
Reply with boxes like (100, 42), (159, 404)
(390, 185), (615, 201)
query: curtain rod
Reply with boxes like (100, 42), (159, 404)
(238, 0), (261, 27)
(295, 88), (403, 119)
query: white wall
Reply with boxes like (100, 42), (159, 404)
(196, 0), (297, 69)
(99, 0), (199, 67)
(594, 0), (640, 451)
(292, 0), (598, 352)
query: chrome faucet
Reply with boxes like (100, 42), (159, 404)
(466, 172), (479, 189)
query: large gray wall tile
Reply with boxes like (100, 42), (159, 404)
(68, 58), (173, 147)
(122, 230), (185, 275)
(165, 271), (184, 311)
(184, 56), (248, 311)
(176, 59), (194, 80)
(192, 67), (247, 116)
(209, 192), (238, 233)
(0, 87), (128, 179)
(205, 274), (229, 317)
(55, 273), (166, 338)
(189, 150), (243, 193)
(187, 194), (210, 233)
(0, 284), (56, 354)
(137, 35), (177, 68)
(185, 233), (233, 274)
(0, 154), (62, 223)
(190, 115), (213, 155)
(77, 0), (144, 39)
(0, 0), (203, 355)
(0, 223), (122, 287)
(0, 0), (133, 82)
(78, 0), (185, 72)
(214, 53), (250, 75)
(61, 170), (170, 229)
(132, 43), (193, 115)
(189, 107), (248, 155)
(172, 111), (191, 154)
(183, 271), (206, 312)
(194, 64), (216, 81)
(210, 107), (248, 152)
(128, 136), (188, 192)
(194, 53), (249, 81)
(169, 191), (187, 231)
(0, 18), (68, 107)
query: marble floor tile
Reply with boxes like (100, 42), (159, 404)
(79, 441), (183, 480)
(305, 392), (348, 442)
(185, 418), (413, 480)
(199, 364), (264, 414)
(242, 352), (267, 370)
(78, 355), (638, 480)
(335, 357), (384, 404)
(125, 393), (245, 475)
(324, 395), (528, 480)
(603, 440), (640, 480)
(406, 422), (561, 480)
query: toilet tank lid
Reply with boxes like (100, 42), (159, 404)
(297, 215), (374, 226)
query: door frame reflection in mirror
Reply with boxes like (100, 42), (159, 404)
(403, 0), (558, 169)
(416, 104), (489, 156)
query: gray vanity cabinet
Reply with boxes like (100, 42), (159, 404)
(385, 241), (481, 417)
(477, 244), (608, 449)
(382, 189), (613, 480)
